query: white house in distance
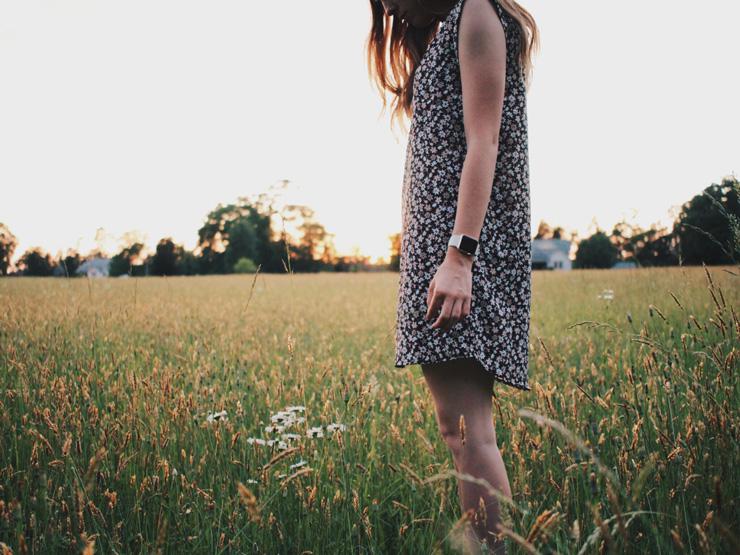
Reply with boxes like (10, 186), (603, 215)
(531, 239), (572, 270)
(76, 257), (111, 277)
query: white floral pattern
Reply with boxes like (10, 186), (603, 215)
(394, 0), (531, 391)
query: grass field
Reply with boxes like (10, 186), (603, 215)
(0, 266), (737, 554)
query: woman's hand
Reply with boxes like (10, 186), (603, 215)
(425, 247), (474, 332)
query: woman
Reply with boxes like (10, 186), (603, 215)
(367, 0), (539, 552)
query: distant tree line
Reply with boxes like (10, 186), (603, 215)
(2, 176), (738, 276)
(1, 188), (382, 277)
(390, 175), (739, 271)
(567, 176), (739, 269)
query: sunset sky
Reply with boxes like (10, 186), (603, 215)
(1, 0), (738, 266)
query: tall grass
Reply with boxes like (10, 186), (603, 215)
(0, 265), (737, 553)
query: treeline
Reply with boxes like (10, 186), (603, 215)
(569, 176), (739, 268)
(388, 176), (739, 270)
(1, 176), (738, 276)
(0, 190), (382, 277)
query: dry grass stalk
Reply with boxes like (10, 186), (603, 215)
(236, 481), (262, 523)
(498, 524), (541, 555)
(279, 467), (313, 489)
(458, 414), (466, 446)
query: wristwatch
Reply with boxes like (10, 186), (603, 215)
(448, 233), (479, 257)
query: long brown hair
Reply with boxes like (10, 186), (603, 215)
(365, 0), (540, 134)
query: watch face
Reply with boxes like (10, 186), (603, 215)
(459, 235), (478, 255)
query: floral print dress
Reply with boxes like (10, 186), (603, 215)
(394, 0), (531, 391)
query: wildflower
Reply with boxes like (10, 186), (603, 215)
(264, 425), (285, 434)
(246, 437), (267, 446)
(281, 433), (302, 442)
(597, 289), (614, 300)
(277, 441), (289, 450)
(270, 411), (293, 424)
(326, 423), (346, 433)
(306, 426), (324, 438)
(289, 459), (308, 470)
(206, 410), (228, 423)
(285, 405), (306, 413)
(245, 478), (259, 484)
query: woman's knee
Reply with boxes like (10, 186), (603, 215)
(436, 416), (498, 458)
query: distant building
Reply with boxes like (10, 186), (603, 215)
(531, 239), (572, 270)
(612, 260), (638, 269)
(76, 257), (111, 277)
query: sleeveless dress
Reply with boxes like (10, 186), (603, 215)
(394, 0), (531, 391)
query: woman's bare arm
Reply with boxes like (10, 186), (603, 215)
(453, 0), (507, 244)
(426, 0), (507, 331)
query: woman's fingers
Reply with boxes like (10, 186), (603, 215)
(426, 279), (443, 321)
(429, 294), (469, 331)
(431, 294), (457, 330)
(425, 272), (471, 331)
(426, 292), (442, 322)
(426, 277), (435, 311)
(439, 297), (463, 331)
(448, 297), (463, 330)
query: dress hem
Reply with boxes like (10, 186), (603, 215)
(393, 355), (531, 392)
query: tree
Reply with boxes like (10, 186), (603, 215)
(150, 237), (185, 276)
(246, 189), (293, 273)
(534, 221), (572, 241)
(196, 200), (265, 274)
(574, 230), (618, 269)
(176, 250), (199, 276)
(333, 251), (372, 272)
(534, 220), (553, 240)
(18, 247), (55, 276)
(633, 229), (678, 267)
(195, 188), (341, 274)
(224, 218), (258, 273)
(609, 220), (678, 267)
(234, 257), (258, 273)
(284, 205), (335, 272)
(58, 250), (82, 277)
(673, 176), (740, 265)
(0, 223), (17, 276)
(109, 242), (146, 277)
(388, 232), (401, 272)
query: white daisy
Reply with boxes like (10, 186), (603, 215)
(270, 411), (293, 424)
(306, 426), (324, 438)
(206, 410), (228, 423)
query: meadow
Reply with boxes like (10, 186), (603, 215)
(0, 265), (737, 554)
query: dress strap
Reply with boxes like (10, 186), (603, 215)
(488, 0), (508, 29)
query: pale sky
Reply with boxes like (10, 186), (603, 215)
(1, 0), (738, 266)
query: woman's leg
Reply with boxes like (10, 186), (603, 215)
(421, 357), (512, 554)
